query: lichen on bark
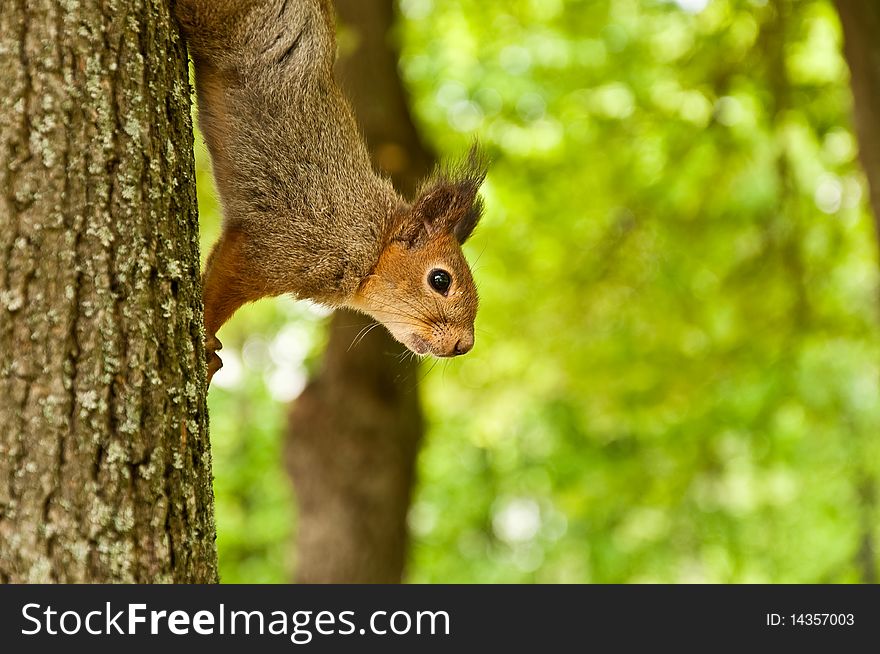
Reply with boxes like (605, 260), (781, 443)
(0, 0), (216, 582)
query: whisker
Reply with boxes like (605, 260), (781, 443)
(348, 322), (383, 351)
(381, 291), (444, 326)
(360, 297), (427, 324)
(418, 358), (439, 383)
(469, 243), (489, 274)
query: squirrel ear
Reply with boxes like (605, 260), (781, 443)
(389, 204), (432, 247)
(412, 145), (488, 244)
(450, 188), (484, 244)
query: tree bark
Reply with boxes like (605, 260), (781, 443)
(836, 1), (880, 236)
(0, 0), (216, 582)
(285, 0), (433, 583)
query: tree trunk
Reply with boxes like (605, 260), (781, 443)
(836, 1), (880, 235)
(286, 0), (433, 583)
(835, 0), (880, 585)
(0, 0), (216, 583)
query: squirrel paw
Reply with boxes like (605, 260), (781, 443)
(206, 335), (223, 386)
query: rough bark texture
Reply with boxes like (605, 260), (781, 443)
(836, 0), (880, 236)
(286, 0), (433, 583)
(0, 0), (216, 582)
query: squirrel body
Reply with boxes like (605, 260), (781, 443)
(175, 0), (486, 381)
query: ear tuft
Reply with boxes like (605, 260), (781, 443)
(412, 144), (489, 244)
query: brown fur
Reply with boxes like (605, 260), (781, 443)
(174, 0), (487, 382)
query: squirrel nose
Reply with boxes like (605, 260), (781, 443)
(453, 334), (474, 356)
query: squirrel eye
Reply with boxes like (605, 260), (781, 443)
(428, 269), (452, 295)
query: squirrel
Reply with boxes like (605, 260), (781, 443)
(173, 0), (487, 383)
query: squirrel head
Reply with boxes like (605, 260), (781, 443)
(352, 154), (487, 358)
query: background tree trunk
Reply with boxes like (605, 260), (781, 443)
(836, 1), (880, 235)
(835, 0), (880, 584)
(0, 0), (216, 582)
(835, 0), (880, 585)
(285, 0), (434, 583)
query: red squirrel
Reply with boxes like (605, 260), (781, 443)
(173, 0), (487, 383)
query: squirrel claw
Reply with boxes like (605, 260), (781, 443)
(207, 350), (223, 385)
(206, 335), (223, 386)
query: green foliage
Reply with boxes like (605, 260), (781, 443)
(200, 0), (880, 583)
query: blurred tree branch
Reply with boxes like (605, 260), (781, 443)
(835, 0), (880, 584)
(285, 0), (435, 583)
(836, 1), (880, 239)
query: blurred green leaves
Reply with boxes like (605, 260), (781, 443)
(199, 0), (880, 583)
(401, 0), (880, 583)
